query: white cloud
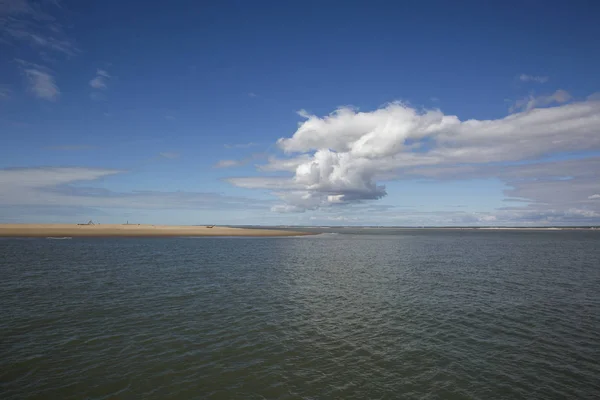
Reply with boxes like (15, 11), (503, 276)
(20, 32), (77, 56)
(46, 145), (97, 151)
(310, 215), (357, 222)
(257, 155), (312, 172)
(279, 98), (597, 161)
(0, 167), (270, 212)
(509, 89), (571, 113)
(159, 152), (180, 159)
(290, 149), (387, 201)
(0, 167), (119, 190)
(588, 92), (600, 101)
(400, 156), (600, 222)
(88, 69), (110, 101)
(224, 142), (257, 149)
(589, 194), (600, 200)
(225, 177), (301, 190)
(89, 77), (105, 89)
(89, 92), (106, 101)
(4, 165), (593, 225)
(271, 204), (306, 213)
(226, 97), (600, 218)
(215, 159), (243, 168)
(2, 2), (79, 101)
(519, 74), (549, 83)
(89, 69), (110, 89)
(294, 204), (600, 226)
(0, 85), (10, 99)
(214, 153), (265, 168)
(23, 66), (60, 101)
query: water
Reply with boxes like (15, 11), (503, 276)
(1, 230), (599, 399)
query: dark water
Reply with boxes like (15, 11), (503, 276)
(1, 230), (600, 399)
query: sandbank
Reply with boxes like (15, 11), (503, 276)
(0, 224), (313, 238)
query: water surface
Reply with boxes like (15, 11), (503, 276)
(1, 230), (599, 399)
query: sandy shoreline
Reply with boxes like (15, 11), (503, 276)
(0, 224), (314, 238)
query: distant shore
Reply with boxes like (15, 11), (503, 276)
(0, 224), (314, 238)
(247, 226), (599, 231)
(405, 227), (599, 231)
(458, 227), (598, 231)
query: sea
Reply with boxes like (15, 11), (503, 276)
(1, 229), (599, 399)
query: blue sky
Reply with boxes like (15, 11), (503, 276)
(1, 0), (600, 226)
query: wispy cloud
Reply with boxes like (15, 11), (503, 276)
(0, 167), (271, 213)
(0, 167), (120, 189)
(225, 176), (297, 190)
(46, 145), (97, 151)
(509, 89), (571, 113)
(12, 30), (78, 57)
(0, 0), (78, 58)
(159, 152), (180, 159)
(295, 204), (600, 227)
(89, 69), (110, 89)
(519, 74), (549, 83)
(89, 69), (110, 101)
(89, 92), (106, 101)
(0, 0), (33, 14)
(2, 1), (77, 100)
(0, 85), (10, 99)
(214, 153), (265, 168)
(248, 92), (258, 98)
(224, 142), (257, 149)
(215, 159), (243, 168)
(587, 92), (600, 101)
(19, 61), (60, 101)
(589, 194), (600, 200)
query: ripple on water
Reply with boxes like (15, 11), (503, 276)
(1, 232), (600, 399)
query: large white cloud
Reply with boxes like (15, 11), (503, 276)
(227, 95), (600, 220)
(278, 105), (458, 156)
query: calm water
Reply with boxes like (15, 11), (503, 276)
(1, 230), (599, 399)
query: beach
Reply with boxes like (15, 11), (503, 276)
(0, 224), (312, 238)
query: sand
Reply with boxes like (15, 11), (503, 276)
(0, 224), (313, 238)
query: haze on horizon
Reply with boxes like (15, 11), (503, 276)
(1, 0), (599, 227)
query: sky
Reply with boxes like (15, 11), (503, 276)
(1, 0), (600, 226)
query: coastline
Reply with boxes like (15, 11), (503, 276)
(0, 224), (314, 238)
(281, 226), (599, 231)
